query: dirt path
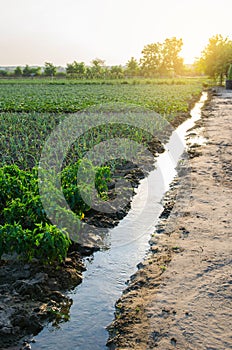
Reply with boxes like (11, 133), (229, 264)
(107, 88), (232, 350)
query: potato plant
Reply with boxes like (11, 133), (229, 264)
(0, 161), (111, 263)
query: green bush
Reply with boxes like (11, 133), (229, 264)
(0, 161), (111, 263)
(3, 195), (46, 229)
(33, 223), (71, 263)
(61, 159), (111, 213)
(0, 165), (46, 227)
(0, 223), (70, 263)
(0, 223), (32, 259)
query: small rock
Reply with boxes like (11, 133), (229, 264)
(137, 262), (145, 270)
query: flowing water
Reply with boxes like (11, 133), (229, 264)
(31, 92), (208, 349)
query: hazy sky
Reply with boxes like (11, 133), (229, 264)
(0, 0), (231, 66)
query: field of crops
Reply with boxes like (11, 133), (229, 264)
(0, 78), (204, 263)
(0, 79), (203, 113)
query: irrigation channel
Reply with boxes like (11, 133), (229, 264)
(31, 92), (208, 349)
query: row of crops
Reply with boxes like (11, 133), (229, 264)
(0, 79), (205, 264)
(0, 81), (203, 113)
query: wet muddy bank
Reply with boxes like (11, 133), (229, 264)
(0, 250), (84, 349)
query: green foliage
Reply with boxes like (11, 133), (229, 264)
(33, 223), (71, 263)
(0, 81), (203, 171)
(23, 65), (41, 77)
(95, 164), (111, 195)
(197, 35), (232, 83)
(66, 61), (86, 78)
(0, 223), (70, 263)
(162, 37), (184, 75)
(140, 42), (162, 76)
(14, 66), (22, 77)
(0, 161), (111, 263)
(126, 57), (140, 77)
(89, 58), (106, 79)
(227, 64), (232, 80)
(44, 62), (57, 77)
(3, 194), (45, 229)
(0, 81), (202, 114)
(61, 159), (111, 213)
(140, 37), (184, 77)
(0, 165), (48, 229)
(0, 223), (32, 259)
(110, 65), (124, 79)
(0, 165), (37, 212)
(0, 79), (204, 264)
(0, 70), (8, 77)
(0, 112), (63, 169)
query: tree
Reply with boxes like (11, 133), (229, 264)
(110, 65), (124, 79)
(197, 34), (232, 84)
(91, 58), (105, 67)
(85, 66), (93, 79)
(22, 65), (41, 77)
(34, 67), (41, 76)
(140, 42), (162, 77)
(90, 58), (105, 78)
(140, 37), (184, 77)
(0, 70), (8, 77)
(161, 37), (184, 75)
(74, 62), (86, 78)
(14, 66), (22, 77)
(126, 57), (139, 76)
(66, 61), (86, 78)
(22, 65), (31, 77)
(44, 62), (56, 77)
(31, 67), (41, 77)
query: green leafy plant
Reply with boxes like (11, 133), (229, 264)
(61, 159), (111, 213)
(33, 223), (71, 264)
(0, 161), (111, 263)
(0, 223), (70, 264)
(0, 223), (32, 259)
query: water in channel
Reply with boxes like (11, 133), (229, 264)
(31, 92), (207, 349)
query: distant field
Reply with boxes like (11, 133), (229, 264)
(0, 78), (204, 114)
(0, 78), (205, 169)
(1, 78), (205, 168)
(0, 77), (206, 85)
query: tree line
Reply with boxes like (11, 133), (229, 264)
(0, 35), (231, 81)
(0, 37), (188, 79)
